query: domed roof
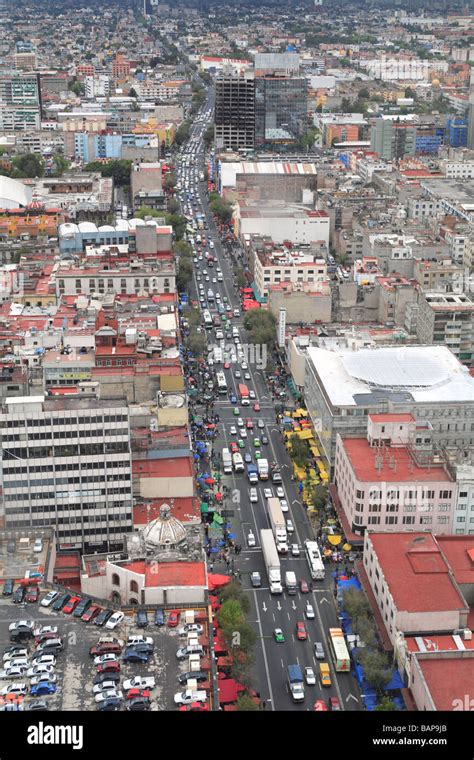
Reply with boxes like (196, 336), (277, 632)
(142, 504), (186, 551)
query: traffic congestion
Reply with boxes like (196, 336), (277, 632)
(175, 84), (361, 712)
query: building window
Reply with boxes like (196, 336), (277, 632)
(111, 573), (120, 586)
(130, 580), (139, 593)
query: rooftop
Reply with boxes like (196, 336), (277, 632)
(417, 658), (474, 711)
(341, 438), (450, 483)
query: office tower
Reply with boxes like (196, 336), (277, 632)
(214, 71), (255, 151)
(254, 75), (307, 149)
(468, 69), (474, 150)
(0, 396), (134, 553)
(446, 117), (468, 148)
(370, 119), (416, 160)
(0, 72), (41, 130)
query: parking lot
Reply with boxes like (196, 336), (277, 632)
(0, 596), (187, 710)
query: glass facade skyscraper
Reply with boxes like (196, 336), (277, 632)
(254, 76), (307, 149)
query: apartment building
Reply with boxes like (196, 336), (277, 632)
(235, 202), (330, 247)
(55, 260), (175, 298)
(417, 292), (474, 367)
(0, 395), (133, 552)
(253, 245), (328, 298)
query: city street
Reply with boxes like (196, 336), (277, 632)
(177, 88), (362, 711)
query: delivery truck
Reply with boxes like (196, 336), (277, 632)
(260, 529), (282, 594)
(267, 497), (288, 554)
(257, 458), (269, 480)
(222, 448), (232, 474)
(287, 664), (304, 703)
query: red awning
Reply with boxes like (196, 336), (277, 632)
(208, 573), (231, 591)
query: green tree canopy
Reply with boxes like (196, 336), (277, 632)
(11, 153), (44, 179)
(84, 159), (132, 186)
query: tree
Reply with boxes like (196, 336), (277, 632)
(163, 172), (176, 190)
(343, 587), (371, 622)
(183, 306), (201, 328)
(375, 697), (398, 712)
(174, 121), (191, 147)
(244, 309), (276, 348)
(167, 198), (179, 215)
(358, 649), (392, 692)
(174, 240), (192, 257)
(84, 159), (132, 187)
(235, 693), (260, 711)
(135, 205), (161, 220)
(129, 86), (139, 99)
(209, 198), (233, 225)
(71, 80), (85, 96)
(11, 153), (44, 178)
(176, 258), (193, 290)
(352, 617), (377, 648)
(288, 436), (309, 468)
(306, 483), (328, 510)
(50, 152), (70, 177)
(164, 213), (186, 241)
(187, 330), (207, 358)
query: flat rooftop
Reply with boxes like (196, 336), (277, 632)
(341, 438), (451, 483)
(417, 658), (474, 711)
(421, 177), (474, 204)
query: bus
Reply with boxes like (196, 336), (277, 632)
(327, 627), (351, 672)
(203, 310), (213, 329)
(304, 540), (325, 581)
(216, 371), (227, 394)
(238, 383), (249, 406)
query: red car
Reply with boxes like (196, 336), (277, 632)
(300, 580), (309, 594)
(126, 688), (151, 700)
(296, 622), (307, 641)
(224, 362), (231, 370)
(253, 403), (260, 412)
(82, 605), (101, 623)
(314, 700), (328, 712)
(229, 442), (238, 454)
(329, 697), (341, 711)
(89, 642), (122, 657)
(246, 419), (254, 429)
(62, 595), (80, 614)
(35, 631), (59, 645)
(178, 702), (209, 712)
(96, 661), (120, 675)
(25, 586), (39, 603)
(167, 610), (180, 627)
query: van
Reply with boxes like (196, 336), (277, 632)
(319, 662), (331, 688)
(176, 644), (204, 660)
(135, 610), (148, 628)
(2, 579), (13, 596)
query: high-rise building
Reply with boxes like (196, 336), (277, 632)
(0, 72), (41, 131)
(468, 69), (474, 150)
(254, 75), (307, 149)
(214, 71), (255, 151)
(446, 117), (468, 148)
(0, 396), (134, 553)
(370, 118), (416, 160)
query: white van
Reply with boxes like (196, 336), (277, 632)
(232, 453), (244, 473)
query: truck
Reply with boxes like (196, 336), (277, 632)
(267, 497), (288, 554)
(260, 529), (282, 594)
(232, 452), (244, 473)
(285, 571), (297, 595)
(238, 383), (249, 406)
(287, 664), (305, 703)
(257, 458), (269, 480)
(246, 463), (258, 484)
(222, 448), (232, 474)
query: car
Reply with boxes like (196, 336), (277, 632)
(246, 419), (253, 429)
(300, 579), (309, 594)
(223, 362), (230, 370)
(30, 681), (56, 697)
(96, 661), (120, 675)
(229, 425), (237, 436)
(305, 602), (315, 619)
(230, 394), (237, 404)
(36, 639), (63, 654)
(93, 671), (121, 686)
(0, 683), (28, 697)
(286, 519), (295, 534)
(33, 538), (43, 553)
(9, 621), (34, 633)
(62, 596), (81, 615)
(273, 628), (285, 643)
(9, 629), (34, 644)
(229, 442), (238, 454)
(167, 610), (180, 627)
(275, 486), (285, 499)
(0, 666), (28, 679)
(291, 544), (300, 557)
(314, 642), (325, 660)
(174, 689), (207, 706)
(250, 572), (261, 588)
(253, 403), (260, 412)
(244, 452), (252, 464)
(28, 699), (49, 711)
(3, 648), (29, 662)
(237, 417), (244, 427)
(93, 679), (122, 695)
(123, 676), (156, 690)
(95, 689), (123, 704)
(154, 608), (165, 627)
(82, 605), (101, 623)
(73, 598), (91, 618)
(177, 624), (203, 637)
(304, 666), (316, 686)
(94, 609), (113, 627)
(314, 699), (328, 711)
(25, 587), (39, 604)
(237, 439), (245, 449)
(233, 407), (240, 416)
(97, 695), (121, 711)
(253, 438), (261, 448)
(234, 370), (241, 378)
(12, 586), (25, 604)
(296, 622), (307, 641)
(127, 697), (151, 711)
(2, 579), (14, 596)
(27, 664), (55, 678)
(240, 429), (247, 439)
(277, 497), (289, 513)
(105, 611), (124, 630)
(52, 593), (71, 612)
(122, 649), (149, 664)
(247, 530), (256, 547)
(89, 643), (122, 657)
(93, 653), (119, 666)
(249, 390), (256, 400)
(255, 450), (262, 460)
(33, 626), (58, 639)
(261, 435), (269, 445)
(30, 673), (57, 686)
(263, 488), (273, 499)
(244, 372), (251, 381)
(136, 609), (149, 628)
(31, 654), (57, 667)
(249, 488), (258, 503)
(125, 686), (150, 699)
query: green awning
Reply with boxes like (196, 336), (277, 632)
(200, 502), (209, 513)
(213, 513), (224, 525)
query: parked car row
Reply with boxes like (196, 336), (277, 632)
(90, 634), (156, 711)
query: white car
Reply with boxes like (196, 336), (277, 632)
(123, 676), (156, 691)
(178, 624), (203, 637)
(276, 487), (285, 499)
(9, 620), (34, 632)
(304, 666), (316, 686)
(240, 429), (247, 438)
(279, 499), (289, 513)
(234, 370), (241, 378)
(41, 591), (59, 607)
(93, 680), (120, 694)
(33, 626), (58, 638)
(3, 650), (28, 662)
(305, 602), (315, 620)
(95, 689), (123, 704)
(93, 653), (118, 666)
(31, 655), (56, 668)
(105, 611), (124, 630)
(286, 519), (295, 534)
(0, 666), (28, 679)
(241, 362), (248, 370)
(30, 673), (57, 686)
(263, 488), (273, 499)
(229, 425), (237, 436)
(174, 689), (207, 706)
(249, 488), (258, 503)
(27, 664), (55, 678)
(249, 390), (256, 399)
(5, 658), (29, 670)
(237, 418), (244, 427)
(127, 636), (153, 647)
(291, 544), (300, 557)
(247, 530), (256, 547)
(0, 683), (28, 697)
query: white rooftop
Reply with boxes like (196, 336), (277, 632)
(307, 345), (474, 406)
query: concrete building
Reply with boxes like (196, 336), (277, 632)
(55, 259), (175, 298)
(0, 72), (41, 131)
(131, 162), (164, 210)
(467, 69), (474, 150)
(370, 119), (416, 161)
(214, 71), (255, 151)
(334, 413), (457, 537)
(268, 286), (332, 324)
(0, 395), (133, 552)
(417, 292), (474, 367)
(252, 244), (328, 298)
(235, 202), (330, 247)
(218, 160), (317, 203)
(304, 344), (474, 466)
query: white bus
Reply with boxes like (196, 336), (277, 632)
(216, 371), (227, 394)
(203, 310), (213, 329)
(304, 540), (325, 580)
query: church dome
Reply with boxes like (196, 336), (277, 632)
(142, 504), (186, 551)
